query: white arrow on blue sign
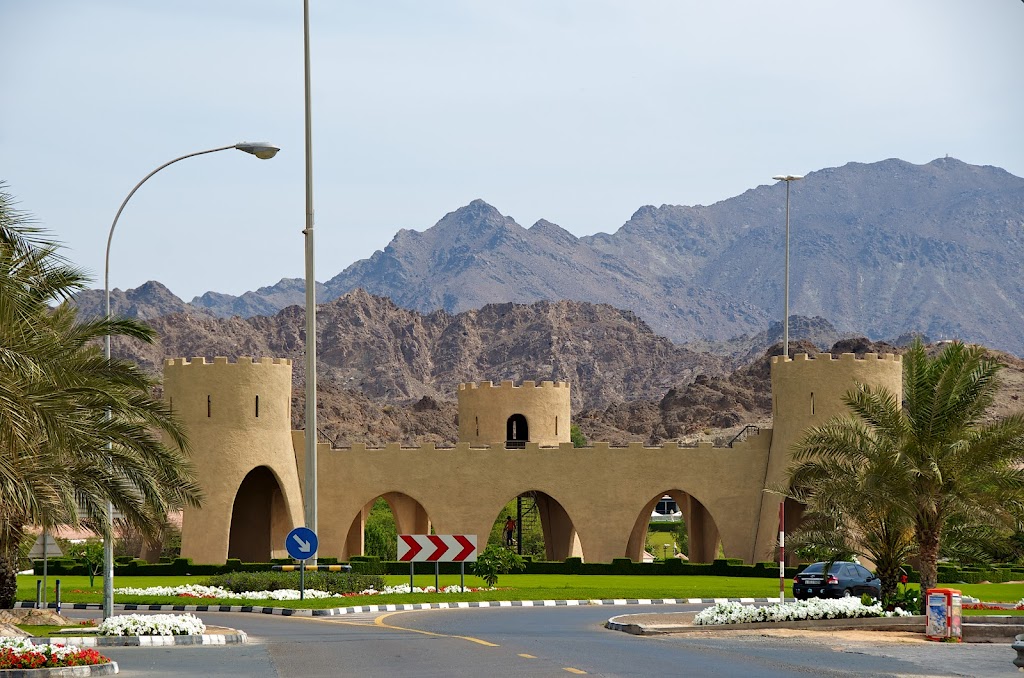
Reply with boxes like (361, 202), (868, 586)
(286, 526), (319, 561)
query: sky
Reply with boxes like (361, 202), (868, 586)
(2, 1), (1022, 301)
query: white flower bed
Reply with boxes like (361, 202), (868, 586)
(114, 584), (340, 600)
(359, 584), (482, 595)
(693, 598), (914, 626)
(0, 636), (90, 659)
(98, 613), (207, 636)
(114, 583), (489, 600)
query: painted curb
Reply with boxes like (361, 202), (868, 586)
(27, 632), (247, 647)
(0, 661), (118, 677)
(15, 597), (780, 618)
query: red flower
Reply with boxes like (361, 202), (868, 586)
(900, 575), (908, 584)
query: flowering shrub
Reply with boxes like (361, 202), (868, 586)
(98, 613), (207, 636)
(693, 598), (914, 626)
(115, 583), (489, 600)
(0, 637), (109, 669)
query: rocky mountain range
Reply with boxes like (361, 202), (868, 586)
(78, 156), (1024, 357)
(103, 289), (1024, 448)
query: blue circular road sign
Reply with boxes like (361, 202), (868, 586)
(286, 526), (319, 561)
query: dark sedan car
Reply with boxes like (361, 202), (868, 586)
(792, 561), (881, 600)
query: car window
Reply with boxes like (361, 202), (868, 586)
(856, 565), (872, 579)
(801, 563), (824, 574)
(842, 564), (858, 578)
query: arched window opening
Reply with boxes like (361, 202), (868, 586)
(506, 414), (529, 449)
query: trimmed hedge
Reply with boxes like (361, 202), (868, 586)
(33, 556), (338, 577)
(36, 555), (1023, 582)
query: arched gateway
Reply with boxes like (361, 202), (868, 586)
(168, 356), (902, 565)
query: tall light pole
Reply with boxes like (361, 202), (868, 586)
(102, 141), (279, 620)
(771, 173), (801, 597)
(302, 0), (319, 563)
(771, 174), (803, 360)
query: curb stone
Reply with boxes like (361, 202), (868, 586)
(14, 597), (779, 617)
(27, 632), (247, 647)
(0, 661), (119, 677)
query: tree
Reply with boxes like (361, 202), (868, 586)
(364, 498), (398, 561)
(787, 339), (1024, 602)
(64, 540), (104, 587)
(0, 184), (203, 607)
(570, 425), (587, 448)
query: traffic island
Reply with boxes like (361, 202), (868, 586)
(606, 611), (927, 636)
(28, 627), (247, 647)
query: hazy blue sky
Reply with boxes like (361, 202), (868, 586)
(2, 1), (1021, 301)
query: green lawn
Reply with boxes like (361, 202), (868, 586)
(19, 574), (786, 608)
(17, 624), (97, 637)
(17, 573), (1024, 608)
(962, 608), (1024, 616)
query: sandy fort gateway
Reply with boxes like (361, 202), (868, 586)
(162, 351), (902, 565)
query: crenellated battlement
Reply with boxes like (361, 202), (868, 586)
(164, 356), (292, 368)
(770, 352), (900, 366)
(458, 379), (569, 390)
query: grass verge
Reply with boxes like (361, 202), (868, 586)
(17, 574), (1024, 608)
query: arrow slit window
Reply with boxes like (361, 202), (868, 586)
(207, 395), (211, 418)
(256, 395), (260, 418)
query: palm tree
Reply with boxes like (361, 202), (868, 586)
(786, 400), (917, 602)
(787, 340), (1024, 602)
(0, 184), (202, 607)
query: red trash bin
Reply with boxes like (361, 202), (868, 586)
(925, 588), (962, 642)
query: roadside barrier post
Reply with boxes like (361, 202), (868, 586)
(35, 580), (41, 609)
(55, 579), (61, 614)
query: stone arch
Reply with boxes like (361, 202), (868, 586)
(506, 414), (529, 447)
(626, 489), (723, 563)
(227, 466), (292, 562)
(341, 491), (431, 560)
(488, 490), (582, 561)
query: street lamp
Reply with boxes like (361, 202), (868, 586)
(102, 141), (279, 620)
(771, 174), (803, 360)
(302, 0), (319, 563)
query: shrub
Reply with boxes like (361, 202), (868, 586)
(472, 545), (525, 587)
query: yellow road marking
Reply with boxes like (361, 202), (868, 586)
(518, 653), (537, 659)
(563, 668), (587, 675)
(373, 612), (499, 647)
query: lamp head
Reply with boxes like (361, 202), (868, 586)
(772, 174), (804, 182)
(235, 142), (280, 160)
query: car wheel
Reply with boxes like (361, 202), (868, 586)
(843, 589), (853, 598)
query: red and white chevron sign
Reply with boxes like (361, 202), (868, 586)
(397, 534), (477, 562)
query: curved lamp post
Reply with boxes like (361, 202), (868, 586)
(102, 141), (279, 619)
(771, 174), (803, 360)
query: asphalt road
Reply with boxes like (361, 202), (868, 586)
(62, 606), (1020, 677)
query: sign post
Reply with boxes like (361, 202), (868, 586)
(286, 527), (319, 601)
(398, 535), (477, 593)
